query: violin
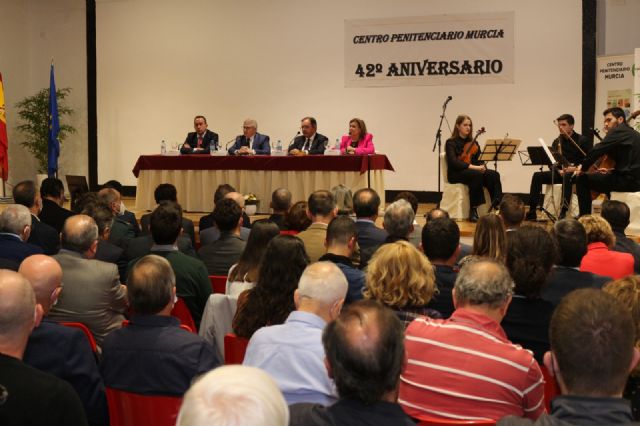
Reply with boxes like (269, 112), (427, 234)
(458, 127), (486, 164)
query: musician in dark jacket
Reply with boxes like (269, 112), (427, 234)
(525, 114), (592, 221)
(445, 114), (502, 222)
(575, 107), (640, 216)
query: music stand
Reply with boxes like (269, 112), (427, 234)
(479, 138), (521, 171)
(65, 175), (89, 212)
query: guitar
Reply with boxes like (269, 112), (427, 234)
(458, 127), (486, 164)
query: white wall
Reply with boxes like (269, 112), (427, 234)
(598, 0), (640, 56)
(96, 0), (584, 194)
(0, 0), (87, 187)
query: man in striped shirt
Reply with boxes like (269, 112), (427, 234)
(399, 259), (545, 422)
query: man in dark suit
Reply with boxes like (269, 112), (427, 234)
(13, 180), (59, 255)
(0, 204), (43, 264)
(140, 183), (196, 246)
(268, 188), (291, 229)
(198, 198), (246, 276)
(21, 255), (108, 426)
(601, 199), (640, 273)
(98, 188), (135, 249)
(102, 180), (140, 236)
(542, 219), (610, 307)
(352, 188), (387, 269)
(39, 177), (74, 233)
(180, 115), (219, 154)
(288, 117), (329, 155)
(81, 201), (128, 280)
(199, 183), (251, 231)
(422, 217), (461, 318)
(228, 118), (270, 155)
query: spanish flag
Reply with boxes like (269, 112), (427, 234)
(0, 73), (8, 181)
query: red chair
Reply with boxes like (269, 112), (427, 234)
(224, 333), (249, 364)
(540, 363), (560, 412)
(279, 230), (298, 235)
(170, 298), (197, 333)
(60, 321), (98, 353)
(209, 275), (227, 294)
(416, 418), (495, 425)
(106, 387), (182, 426)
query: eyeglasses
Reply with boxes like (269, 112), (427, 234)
(242, 126), (255, 130)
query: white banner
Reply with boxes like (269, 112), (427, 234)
(344, 12), (514, 88)
(594, 54), (634, 133)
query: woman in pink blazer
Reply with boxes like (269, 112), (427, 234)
(340, 118), (375, 155)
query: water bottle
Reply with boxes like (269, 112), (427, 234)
(161, 140), (166, 155)
(334, 138), (340, 150)
(276, 139), (282, 152)
(210, 142), (215, 155)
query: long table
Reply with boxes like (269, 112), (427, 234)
(132, 154), (395, 212)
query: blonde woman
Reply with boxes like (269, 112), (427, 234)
(458, 213), (507, 267)
(579, 214), (634, 279)
(603, 276), (640, 420)
(364, 241), (440, 326)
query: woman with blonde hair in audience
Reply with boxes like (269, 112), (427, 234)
(232, 235), (310, 338)
(225, 220), (280, 297)
(579, 214), (634, 279)
(459, 213), (507, 266)
(364, 241), (440, 326)
(604, 275), (640, 420)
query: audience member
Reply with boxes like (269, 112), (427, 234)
(21, 255), (108, 425)
(244, 262), (347, 405)
(199, 191), (251, 245)
(331, 184), (354, 216)
(140, 183), (195, 245)
(129, 201), (210, 329)
(48, 215), (127, 345)
(81, 200), (128, 280)
(602, 199), (640, 273)
(102, 179), (140, 236)
(269, 188), (292, 229)
(176, 365), (289, 426)
(0, 270), (87, 426)
(318, 215), (365, 304)
(365, 241), (439, 326)
(199, 183), (252, 231)
(12, 180), (59, 254)
(394, 191), (421, 247)
(425, 207), (472, 261)
(579, 214), (634, 279)
(101, 255), (219, 395)
(498, 289), (640, 425)
(399, 260), (544, 421)
(603, 276), (640, 421)
(459, 213), (506, 266)
(382, 199), (414, 244)
(198, 198), (247, 276)
(502, 225), (557, 362)
(289, 300), (414, 426)
(282, 201), (309, 232)
(97, 187), (135, 247)
(353, 188), (387, 268)
(226, 220), (280, 297)
(38, 177), (74, 233)
(499, 194), (526, 231)
(422, 217), (461, 318)
(542, 219), (610, 306)
(233, 235), (309, 338)
(297, 190), (337, 262)
(0, 204), (43, 264)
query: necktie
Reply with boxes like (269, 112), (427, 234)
(303, 138), (310, 151)
(197, 135), (203, 148)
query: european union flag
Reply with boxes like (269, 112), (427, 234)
(48, 63), (60, 177)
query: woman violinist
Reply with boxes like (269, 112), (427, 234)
(445, 114), (503, 222)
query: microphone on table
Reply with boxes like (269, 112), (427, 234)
(224, 137), (236, 149)
(287, 131), (301, 151)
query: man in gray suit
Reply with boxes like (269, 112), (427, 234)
(48, 215), (128, 346)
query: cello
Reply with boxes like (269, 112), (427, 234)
(587, 128), (615, 199)
(458, 127), (486, 164)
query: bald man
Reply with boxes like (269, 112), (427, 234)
(48, 215), (128, 346)
(0, 270), (87, 425)
(21, 255), (108, 425)
(243, 262), (348, 405)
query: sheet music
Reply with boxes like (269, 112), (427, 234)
(538, 138), (556, 165)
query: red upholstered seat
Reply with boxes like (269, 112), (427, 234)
(106, 387), (182, 426)
(170, 298), (197, 333)
(223, 333), (249, 364)
(540, 363), (560, 412)
(60, 321), (98, 353)
(209, 275), (227, 294)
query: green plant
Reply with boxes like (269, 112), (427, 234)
(15, 87), (75, 173)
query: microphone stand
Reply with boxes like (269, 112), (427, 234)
(432, 96), (452, 196)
